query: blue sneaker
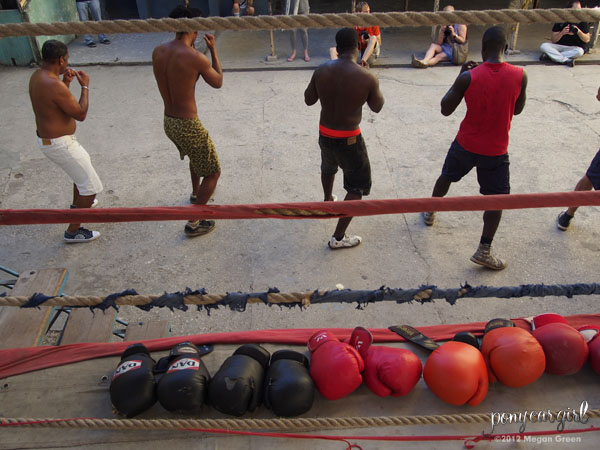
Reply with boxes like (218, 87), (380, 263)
(64, 227), (100, 243)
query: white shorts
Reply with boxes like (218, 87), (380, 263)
(38, 134), (103, 196)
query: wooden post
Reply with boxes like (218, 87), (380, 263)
(432, 0), (440, 42)
(266, 0), (277, 61)
(507, 0), (533, 55)
(590, 21), (600, 53)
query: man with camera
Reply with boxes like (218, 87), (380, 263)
(329, 2), (381, 68)
(411, 5), (467, 68)
(539, 0), (590, 67)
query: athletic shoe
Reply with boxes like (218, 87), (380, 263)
(70, 199), (99, 209)
(470, 243), (507, 270)
(64, 227), (100, 243)
(99, 38), (111, 45)
(328, 234), (362, 249)
(422, 211), (436, 226)
(85, 41), (96, 48)
(565, 59), (575, 68)
(539, 53), (549, 61)
(185, 220), (216, 237)
(556, 211), (573, 231)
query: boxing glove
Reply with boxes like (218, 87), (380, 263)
(578, 326), (600, 375)
(348, 327), (421, 397)
(264, 350), (315, 417)
(481, 326), (545, 387)
(424, 341), (488, 406)
(208, 344), (270, 416)
(308, 330), (364, 400)
(157, 342), (211, 413)
(109, 343), (157, 417)
(531, 314), (588, 375)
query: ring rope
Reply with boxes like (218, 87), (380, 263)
(0, 9), (599, 38)
(2, 281), (600, 310)
(2, 409), (599, 431)
(2, 190), (600, 226)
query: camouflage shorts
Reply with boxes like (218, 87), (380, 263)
(164, 115), (221, 177)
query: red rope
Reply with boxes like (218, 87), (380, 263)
(1, 190), (599, 225)
(2, 418), (598, 450)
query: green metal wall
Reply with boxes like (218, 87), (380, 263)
(0, 10), (34, 66)
(25, 0), (78, 54)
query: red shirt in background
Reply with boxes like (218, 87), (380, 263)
(355, 26), (380, 52)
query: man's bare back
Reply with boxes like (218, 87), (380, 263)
(305, 57), (384, 130)
(152, 34), (222, 119)
(29, 65), (89, 139)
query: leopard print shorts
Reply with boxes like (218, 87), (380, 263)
(164, 115), (221, 177)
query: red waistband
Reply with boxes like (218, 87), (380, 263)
(319, 124), (361, 138)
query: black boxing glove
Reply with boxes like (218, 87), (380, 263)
(109, 343), (157, 417)
(208, 344), (270, 416)
(264, 350), (314, 417)
(157, 342), (211, 413)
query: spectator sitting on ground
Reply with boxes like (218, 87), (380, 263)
(539, 0), (590, 67)
(411, 5), (466, 68)
(329, 2), (381, 68)
(233, 0), (254, 16)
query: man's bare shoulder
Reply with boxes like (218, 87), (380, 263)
(30, 70), (67, 93)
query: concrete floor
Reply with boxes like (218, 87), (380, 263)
(1, 7), (600, 448)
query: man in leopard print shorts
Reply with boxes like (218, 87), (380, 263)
(152, 5), (223, 237)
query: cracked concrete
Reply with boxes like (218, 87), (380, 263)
(0, 54), (599, 449)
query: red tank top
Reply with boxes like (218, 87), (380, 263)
(456, 62), (523, 156)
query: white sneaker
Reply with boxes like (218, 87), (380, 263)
(328, 234), (362, 249)
(70, 199), (98, 208)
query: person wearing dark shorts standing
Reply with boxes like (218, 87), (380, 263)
(305, 27), (384, 249)
(557, 87), (600, 230)
(423, 27), (527, 270)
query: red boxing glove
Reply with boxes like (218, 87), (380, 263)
(531, 314), (588, 376)
(481, 327), (545, 387)
(308, 330), (364, 400)
(424, 341), (488, 406)
(578, 326), (600, 375)
(348, 327), (422, 397)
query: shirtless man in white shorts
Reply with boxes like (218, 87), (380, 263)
(29, 39), (103, 243)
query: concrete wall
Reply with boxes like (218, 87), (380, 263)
(134, 0), (269, 19)
(0, 9), (34, 66)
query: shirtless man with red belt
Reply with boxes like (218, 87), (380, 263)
(304, 27), (384, 249)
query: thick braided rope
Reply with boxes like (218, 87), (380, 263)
(3, 410), (599, 430)
(0, 9), (599, 38)
(2, 282), (600, 308)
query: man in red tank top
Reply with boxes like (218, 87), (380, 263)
(423, 27), (528, 270)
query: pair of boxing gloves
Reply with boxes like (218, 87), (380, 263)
(424, 318), (544, 407)
(482, 313), (591, 382)
(308, 328), (423, 400)
(109, 342), (314, 418)
(424, 314), (594, 407)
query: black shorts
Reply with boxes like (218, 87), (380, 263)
(441, 140), (510, 195)
(585, 148), (600, 190)
(319, 134), (372, 196)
